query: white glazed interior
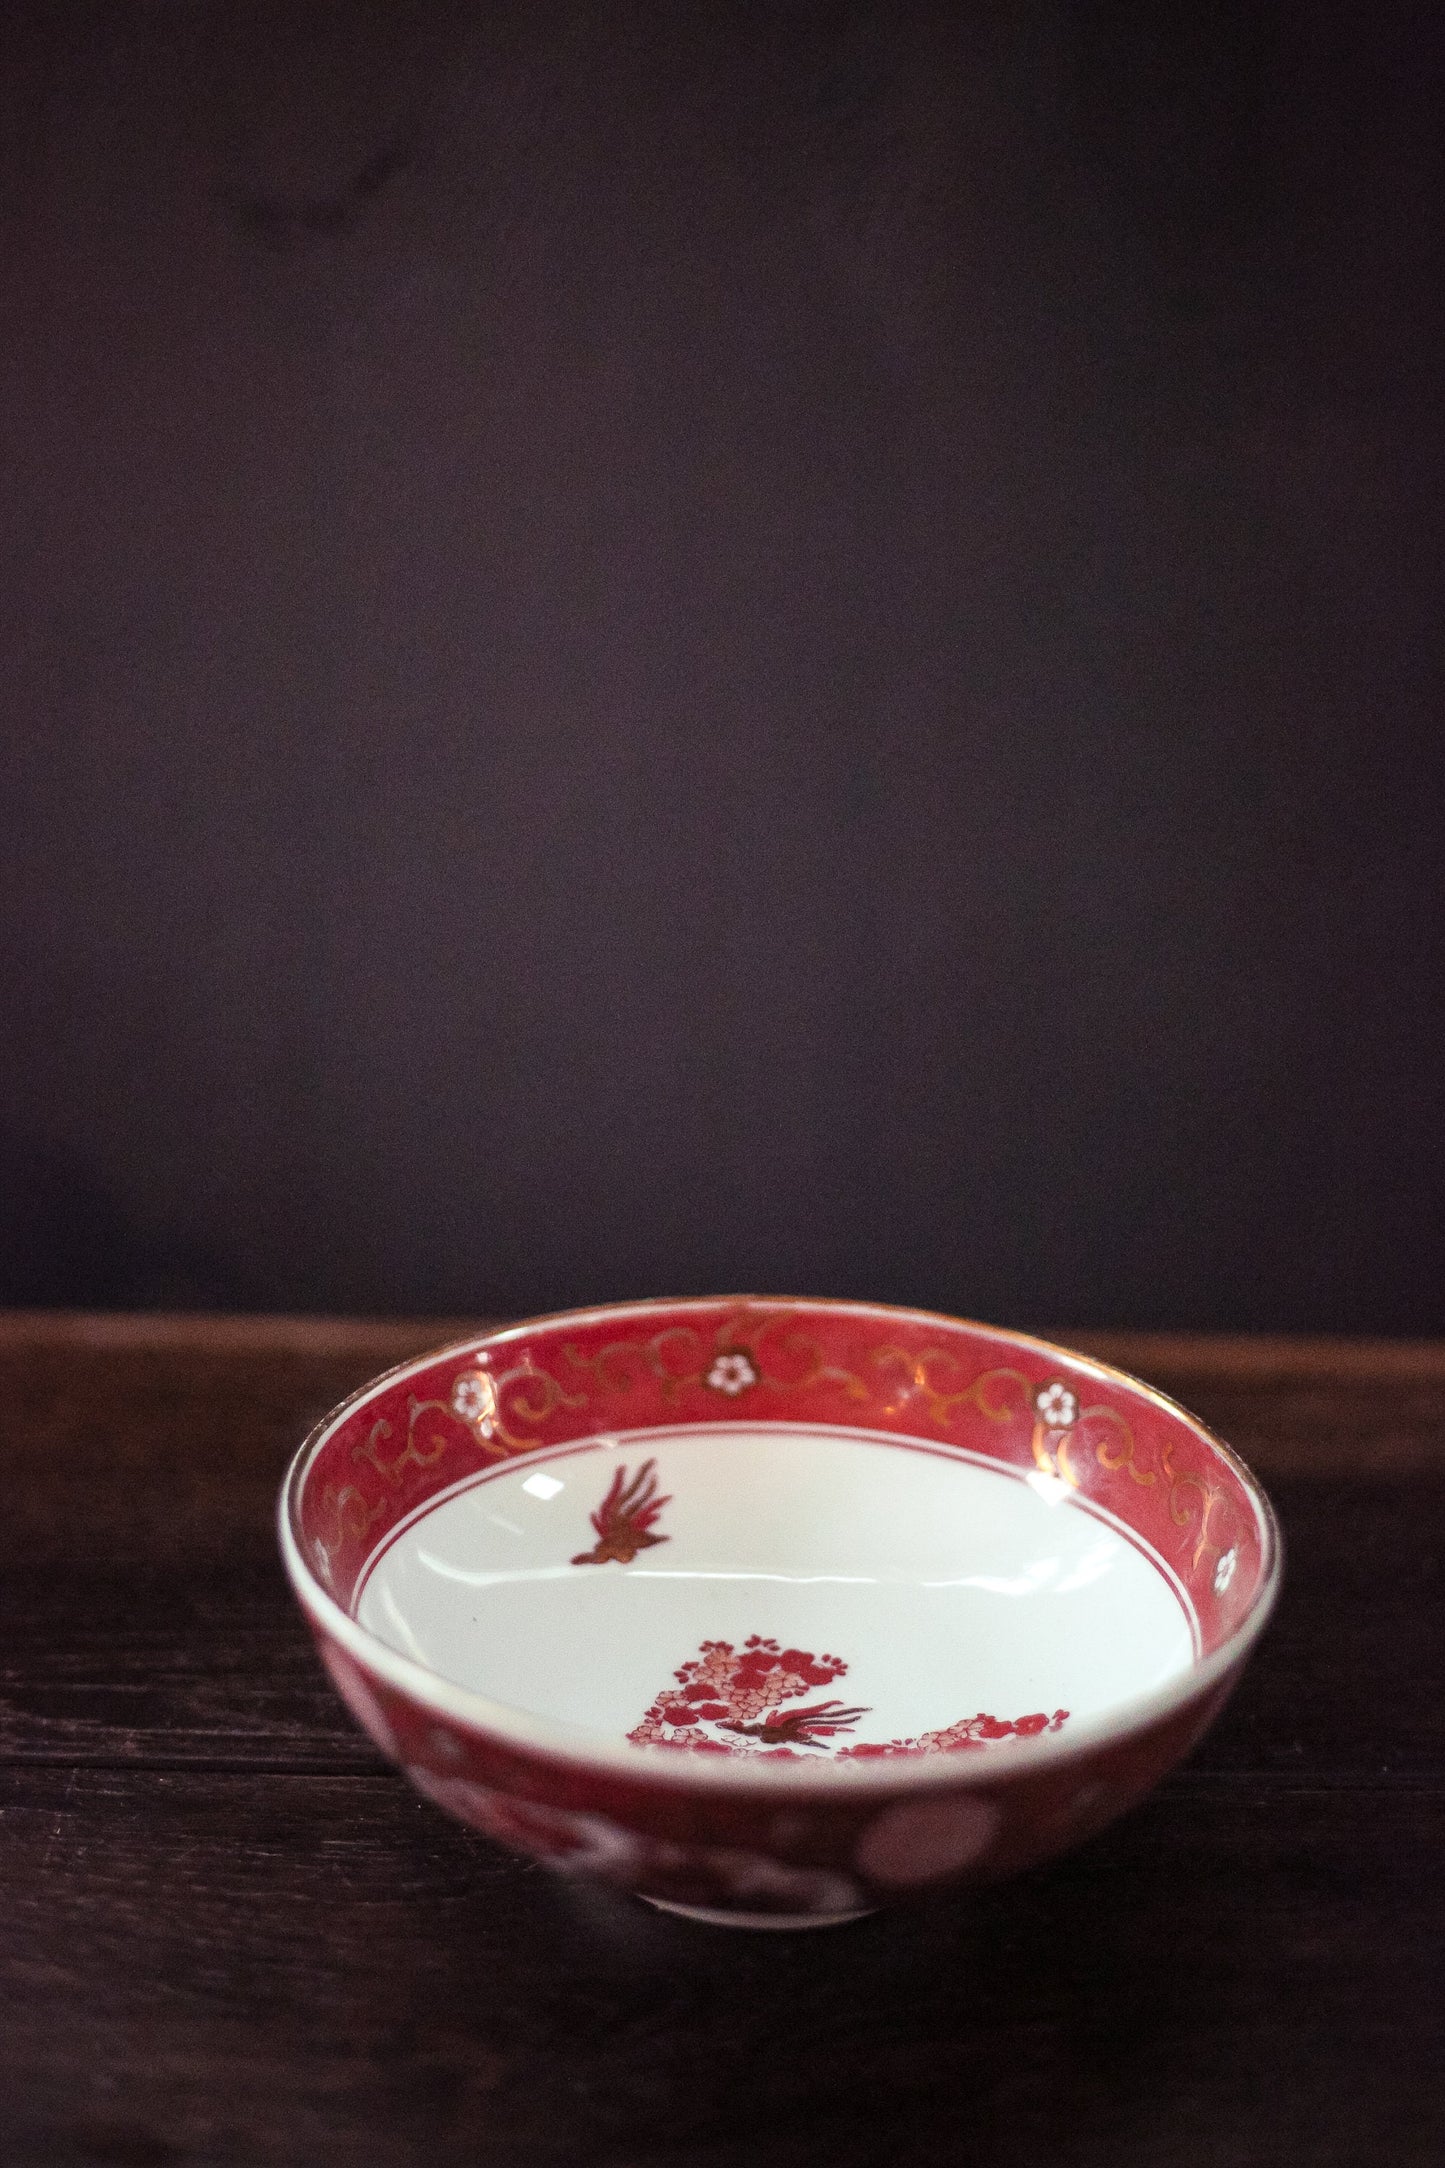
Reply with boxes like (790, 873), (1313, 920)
(353, 1423), (1198, 1758)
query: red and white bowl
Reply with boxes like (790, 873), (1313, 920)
(279, 1298), (1282, 1928)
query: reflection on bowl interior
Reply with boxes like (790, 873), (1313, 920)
(355, 1425), (1198, 1760)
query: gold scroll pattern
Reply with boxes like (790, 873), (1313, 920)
(865, 1347), (1231, 1575)
(1027, 1393), (1231, 1574)
(871, 1348), (1034, 1429)
(560, 1303), (871, 1408)
(317, 1392), (468, 1577)
(449, 1358), (587, 1455)
(314, 1307), (1234, 1589)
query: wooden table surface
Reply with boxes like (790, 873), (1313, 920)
(3, 1313), (1443, 2168)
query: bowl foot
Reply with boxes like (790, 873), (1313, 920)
(639, 1896), (875, 1931)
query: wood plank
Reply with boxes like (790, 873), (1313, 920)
(1, 1766), (1439, 2168)
(1, 1315), (1441, 2162)
(1063, 1327), (1445, 1384)
(8, 1310), (1445, 1384)
(2, 1313), (1444, 1582)
(1, 1472), (1441, 1778)
(1065, 1328), (1445, 1476)
(0, 1319), (486, 1567)
(0, 1314), (1440, 1777)
(0, 1311), (491, 1358)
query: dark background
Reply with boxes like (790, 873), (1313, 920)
(1, 1), (1441, 1331)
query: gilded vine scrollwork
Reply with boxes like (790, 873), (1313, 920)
(872, 1349), (1033, 1429)
(318, 1393), (466, 1566)
(1028, 1391), (1233, 1572)
(1160, 1435), (1231, 1570)
(561, 1305), (870, 1407)
(870, 1358), (1235, 1578)
(312, 1308), (1238, 1596)
(319, 1479), (387, 1551)
(351, 1400), (453, 1489)
(450, 1359), (586, 1455)
(1090, 1404), (1157, 1486)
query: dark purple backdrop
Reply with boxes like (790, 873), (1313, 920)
(2, 3), (1441, 1330)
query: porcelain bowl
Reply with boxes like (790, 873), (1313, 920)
(279, 1298), (1281, 1928)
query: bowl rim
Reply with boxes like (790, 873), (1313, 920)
(278, 1295), (1284, 1796)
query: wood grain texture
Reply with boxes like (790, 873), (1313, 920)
(1065, 1328), (1445, 1477)
(3, 1771), (1441, 2168)
(1, 1474), (1441, 1780)
(1, 1313), (1442, 2166)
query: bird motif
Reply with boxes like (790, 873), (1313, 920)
(570, 1459), (671, 1565)
(719, 1699), (871, 1748)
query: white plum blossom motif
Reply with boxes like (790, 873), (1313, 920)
(854, 1795), (999, 1888)
(1035, 1381), (1080, 1430)
(1213, 1546), (1238, 1595)
(403, 1766), (865, 1915)
(451, 1367), (497, 1439)
(706, 1350), (759, 1396)
(679, 1849), (863, 1917)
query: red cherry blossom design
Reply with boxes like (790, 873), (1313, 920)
(629, 1638), (1073, 1763)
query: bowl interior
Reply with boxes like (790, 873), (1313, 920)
(287, 1299), (1277, 1767)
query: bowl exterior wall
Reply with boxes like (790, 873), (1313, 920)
(286, 1300), (1280, 1921)
(313, 1623), (1242, 1918)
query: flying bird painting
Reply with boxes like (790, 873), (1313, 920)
(570, 1459), (672, 1565)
